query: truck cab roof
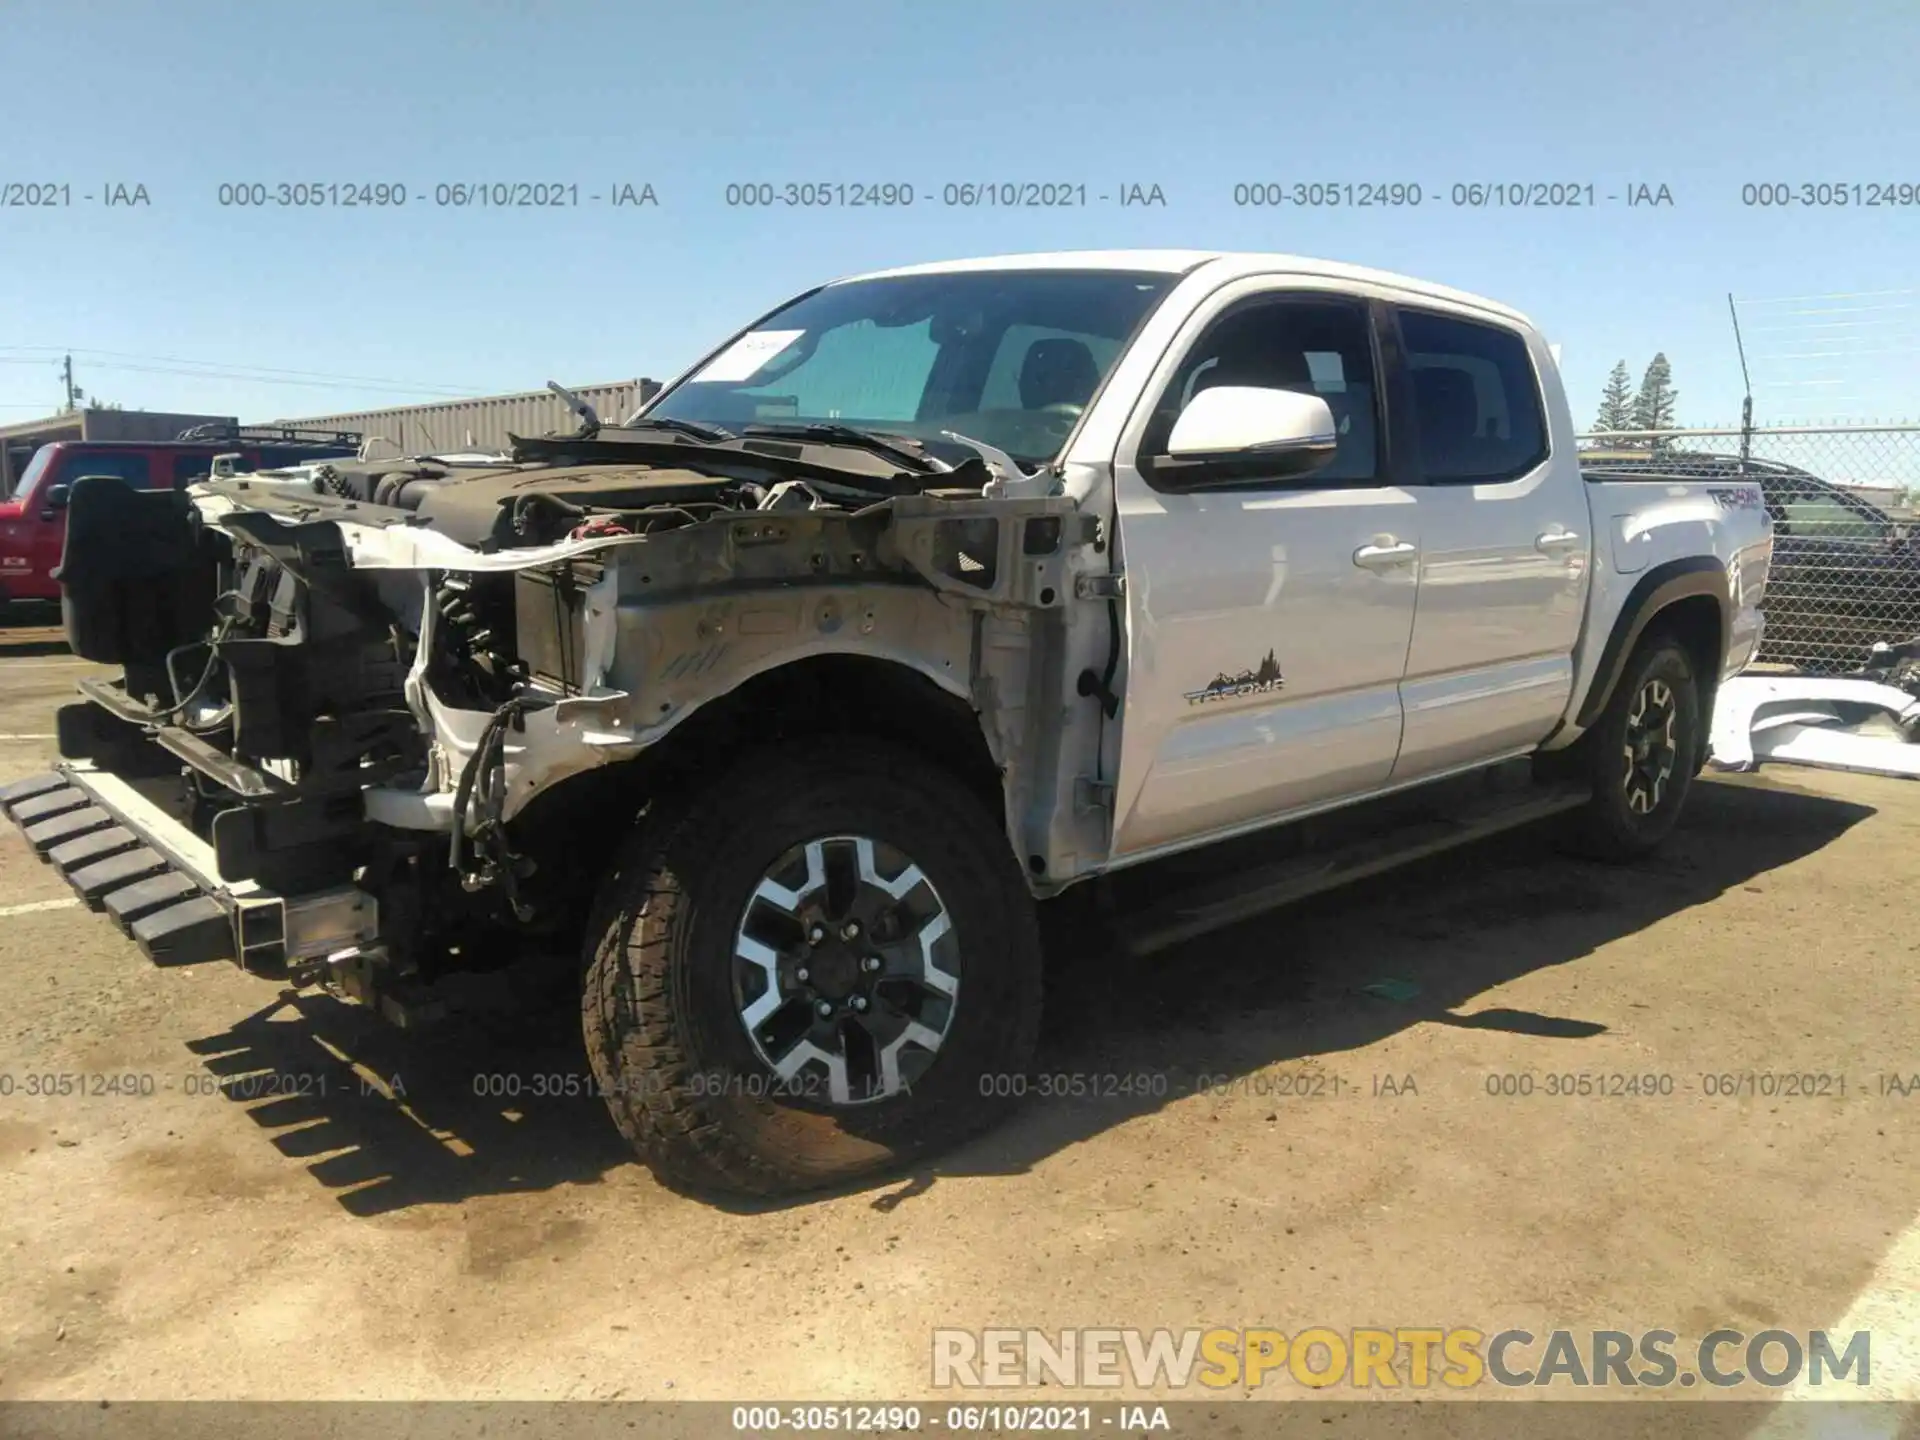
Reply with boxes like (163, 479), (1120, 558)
(843, 249), (1533, 328)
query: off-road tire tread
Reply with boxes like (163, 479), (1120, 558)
(581, 740), (1043, 1196)
(1565, 632), (1700, 862)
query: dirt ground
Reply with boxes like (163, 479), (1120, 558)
(1, 616), (1917, 1406)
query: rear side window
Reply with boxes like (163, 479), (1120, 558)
(58, 452), (152, 488)
(1769, 481), (1891, 540)
(1397, 309), (1548, 483)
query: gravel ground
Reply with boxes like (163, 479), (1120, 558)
(1, 619), (1916, 1408)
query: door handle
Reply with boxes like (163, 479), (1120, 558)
(1353, 539), (1418, 572)
(1535, 528), (1582, 555)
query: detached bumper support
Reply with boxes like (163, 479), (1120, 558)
(1, 766), (377, 971)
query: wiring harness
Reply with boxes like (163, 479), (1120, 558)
(448, 693), (556, 921)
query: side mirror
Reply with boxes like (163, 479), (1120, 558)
(1155, 386), (1338, 486)
(39, 482), (71, 519)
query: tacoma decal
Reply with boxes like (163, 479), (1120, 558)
(1708, 486), (1764, 511)
(1186, 649), (1284, 705)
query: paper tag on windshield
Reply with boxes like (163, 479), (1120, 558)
(694, 329), (804, 383)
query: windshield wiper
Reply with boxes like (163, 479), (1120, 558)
(742, 423), (946, 475)
(624, 416), (734, 444)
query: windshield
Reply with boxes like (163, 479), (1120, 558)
(645, 269), (1175, 466)
(9, 445), (56, 501)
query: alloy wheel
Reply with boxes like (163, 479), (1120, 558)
(1621, 678), (1679, 815)
(732, 835), (961, 1106)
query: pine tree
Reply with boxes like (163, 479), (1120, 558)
(1594, 361), (1636, 435)
(1631, 353), (1679, 444)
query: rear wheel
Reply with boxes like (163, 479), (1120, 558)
(581, 741), (1043, 1196)
(1565, 635), (1701, 859)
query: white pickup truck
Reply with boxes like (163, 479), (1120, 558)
(6, 250), (1771, 1195)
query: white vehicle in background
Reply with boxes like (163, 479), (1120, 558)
(8, 250), (1771, 1196)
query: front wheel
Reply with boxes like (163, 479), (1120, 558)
(581, 741), (1044, 1196)
(1564, 635), (1702, 860)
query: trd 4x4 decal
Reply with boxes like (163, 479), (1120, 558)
(1185, 649), (1284, 705)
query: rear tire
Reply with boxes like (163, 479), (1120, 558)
(581, 740), (1043, 1196)
(1565, 635), (1701, 860)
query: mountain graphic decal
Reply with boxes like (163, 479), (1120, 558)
(1185, 648), (1285, 705)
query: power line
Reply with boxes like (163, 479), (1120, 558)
(1745, 317), (1919, 335)
(1734, 288), (1920, 305)
(0, 344), (483, 396)
(1756, 345), (1920, 361)
(27, 359), (488, 395)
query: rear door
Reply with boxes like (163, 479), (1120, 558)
(1387, 304), (1588, 780)
(1106, 281), (1421, 861)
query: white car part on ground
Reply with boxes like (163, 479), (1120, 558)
(1708, 674), (1920, 779)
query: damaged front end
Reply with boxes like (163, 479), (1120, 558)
(8, 425), (1094, 1020)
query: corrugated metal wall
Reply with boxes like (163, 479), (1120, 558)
(269, 379), (659, 455)
(0, 409), (236, 493)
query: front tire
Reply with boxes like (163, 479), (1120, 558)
(582, 740), (1044, 1196)
(1565, 635), (1701, 860)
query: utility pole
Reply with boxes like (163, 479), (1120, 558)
(61, 353), (78, 413)
(1727, 293), (1753, 465)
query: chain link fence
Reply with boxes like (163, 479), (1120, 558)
(1578, 423), (1920, 673)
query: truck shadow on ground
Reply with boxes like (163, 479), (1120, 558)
(179, 774), (1874, 1217)
(181, 976), (633, 1218)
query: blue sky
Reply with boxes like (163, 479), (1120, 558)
(2, 0), (1916, 430)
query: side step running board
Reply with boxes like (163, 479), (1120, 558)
(0, 771), (247, 966)
(1, 766), (377, 973)
(1118, 783), (1591, 957)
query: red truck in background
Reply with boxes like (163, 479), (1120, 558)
(0, 427), (359, 615)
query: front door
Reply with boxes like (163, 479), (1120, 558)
(1107, 284), (1420, 861)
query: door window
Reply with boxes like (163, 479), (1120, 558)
(1770, 482), (1889, 539)
(1397, 309), (1548, 483)
(57, 452), (151, 488)
(1140, 297), (1381, 484)
(172, 453), (217, 487)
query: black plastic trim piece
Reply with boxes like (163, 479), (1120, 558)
(9, 785), (90, 824)
(102, 872), (204, 929)
(1574, 555), (1731, 728)
(69, 848), (171, 906)
(0, 773), (69, 809)
(47, 825), (140, 871)
(132, 895), (234, 967)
